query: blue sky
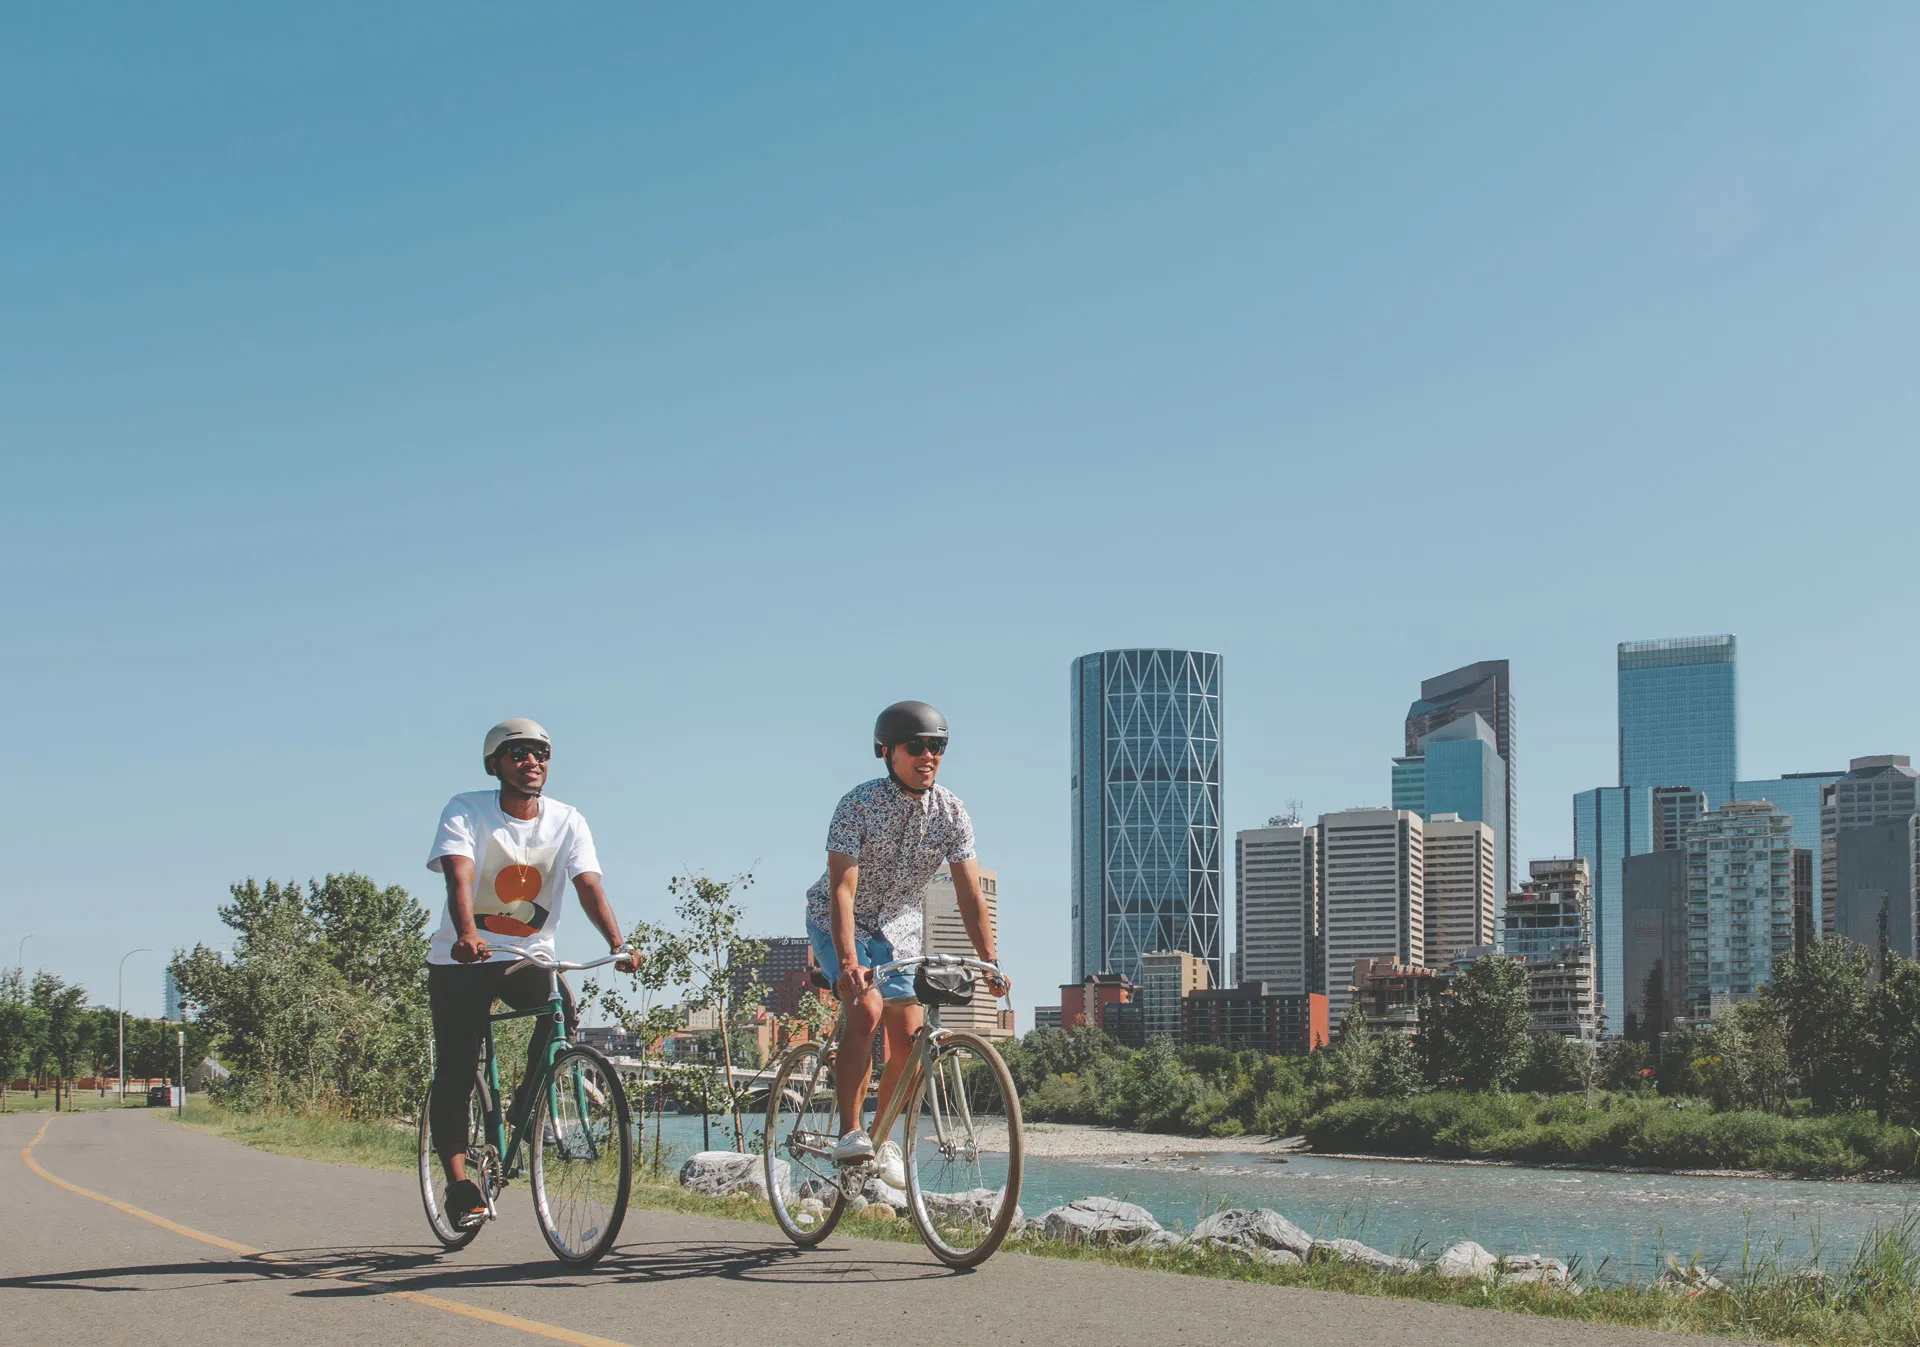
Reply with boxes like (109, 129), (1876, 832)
(6, 5), (1917, 1019)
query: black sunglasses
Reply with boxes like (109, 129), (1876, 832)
(503, 744), (550, 764)
(900, 737), (948, 758)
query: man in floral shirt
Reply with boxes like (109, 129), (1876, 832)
(804, 701), (1005, 1180)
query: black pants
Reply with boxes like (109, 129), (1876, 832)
(427, 961), (578, 1160)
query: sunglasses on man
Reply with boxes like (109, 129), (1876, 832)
(899, 737), (947, 758)
(502, 744), (551, 764)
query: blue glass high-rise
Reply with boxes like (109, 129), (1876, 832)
(1619, 635), (1738, 805)
(1732, 770), (1842, 916)
(1071, 649), (1223, 985)
(1573, 784), (1652, 1034)
(1391, 713), (1508, 902)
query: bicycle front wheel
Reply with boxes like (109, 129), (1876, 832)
(418, 1078), (487, 1251)
(765, 1041), (847, 1246)
(530, 1046), (632, 1265)
(903, 1030), (1023, 1267)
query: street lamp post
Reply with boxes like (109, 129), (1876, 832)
(15, 933), (31, 975)
(119, 948), (153, 1101)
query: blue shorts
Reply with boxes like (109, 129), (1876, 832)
(806, 920), (916, 1002)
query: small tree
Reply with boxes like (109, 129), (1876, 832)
(672, 872), (765, 1151)
(1367, 1029), (1423, 1100)
(1771, 939), (1874, 1114)
(585, 918), (691, 1172)
(1865, 956), (1920, 1123)
(0, 968), (47, 1111)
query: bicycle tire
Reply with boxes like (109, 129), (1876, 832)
(418, 1079), (486, 1250)
(903, 1030), (1023, 1268)
(765, 1041), (848, 1246)
(530, 1045), (632, 1266)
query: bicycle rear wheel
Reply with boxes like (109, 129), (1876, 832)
(765, 1041), (847, 1246)
(530, 1046), (632, 1265)
(418, 1077), (489, 1250)
(903, 1030), (1023, 1268)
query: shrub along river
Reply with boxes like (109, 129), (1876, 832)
(639, 1111), (1920, 1282)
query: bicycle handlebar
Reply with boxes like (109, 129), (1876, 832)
(868, 953), (1012, 993)
(490, 949), (632, 976)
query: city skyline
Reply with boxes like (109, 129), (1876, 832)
(10, 8), (1920, 1020)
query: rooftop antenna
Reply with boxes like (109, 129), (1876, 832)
(1268, 798), (1305, 828)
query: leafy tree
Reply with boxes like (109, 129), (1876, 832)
(585, 918), (692, 1171)
(0, 968), (47, 1109)
(171, 875), (429, 1116)
(1697, 998), (1791, 1113)
(1515, 1032), (1592, 1095)
(30, 972), (91, 1099)
(1423, 957), (1531, 1092)
(1865, 956), (1920, 1123)
(1656, 1027), (1706, 1097)
(1366, 1029), (1423, 1100)
(1770, 939), (1874, 1113)
(1597, 1038), (1655, 1092)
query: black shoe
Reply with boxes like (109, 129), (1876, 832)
(445, 1178), (487, 1230)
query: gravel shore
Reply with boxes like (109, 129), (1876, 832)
(989, 1122), (1297, 1159)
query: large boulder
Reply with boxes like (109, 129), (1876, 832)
(920, 1187), (1026, 1235)
(1500, 1254), (1575, 1291)
(861, 1176), (908, 1212)
(1311, 1237), (1421, 1275)
(1040, 1196), (1163, 1247)
(678, 1150), (791, 1202)
(1191, 1208), (1313, 1261)
(1433, 1240), (1498, 1280)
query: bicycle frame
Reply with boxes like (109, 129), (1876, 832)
(475, 973), (576, 1182)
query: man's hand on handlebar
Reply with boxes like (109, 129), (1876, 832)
(983, 968), (1009, 998)
(615, 947), (643, 974)
(451, 932), (490, 964)
(838, 960), (873, 1000)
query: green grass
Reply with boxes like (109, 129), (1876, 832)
(168, 1101), (1920, 1346)
(2, 1088), (157, 1114)
(1304, 1093), (1920, 1177)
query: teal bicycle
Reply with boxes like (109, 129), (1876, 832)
(416, 951), (633, 1265)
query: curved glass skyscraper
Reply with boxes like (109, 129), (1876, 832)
(1071, 649), (1223, 985)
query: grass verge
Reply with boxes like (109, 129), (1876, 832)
(167, 1101), (1920, 1346)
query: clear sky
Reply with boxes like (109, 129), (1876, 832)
(7, 5), (1917, 1019)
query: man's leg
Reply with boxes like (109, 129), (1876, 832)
(428, 963), (495, 1185)
(499, 963), (576, 1140)
(873, 1000), (924, 1131)
(836, 982), (883, 1135)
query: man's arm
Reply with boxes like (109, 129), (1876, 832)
(571, 873), (642, 971)
(949, 859), (1007, 995)
(441, 857), (486, 964)
(827, 851), (870, 998)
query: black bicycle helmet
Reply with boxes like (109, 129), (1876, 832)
(873, 701), (948, 757)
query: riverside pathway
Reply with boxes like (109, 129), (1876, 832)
(2, 1110), (1745, 1347)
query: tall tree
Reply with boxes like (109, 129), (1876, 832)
(1866, 957), (1920, 1123)
(1423, 957), (1531, 1092)
(1770, 940), (1874, 1113)
(0, 968), (47, 1110)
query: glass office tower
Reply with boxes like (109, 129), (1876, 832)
(1618, 635), (1738, 806)
(1391, 713), (1508, 902)
(1072, 649), (1223, 985)
(1406, 661), (1516, 934)
(1573, 784), (1653, 1035)
(1732, 771), (1843, 920)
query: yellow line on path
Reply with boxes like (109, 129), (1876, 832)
(20, 1117), (633, 1347)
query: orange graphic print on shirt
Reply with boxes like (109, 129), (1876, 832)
(474, 837), (559, 938)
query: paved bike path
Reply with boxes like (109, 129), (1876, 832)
(3, 1109), (1749, 1347)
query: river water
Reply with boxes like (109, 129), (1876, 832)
(637, 1110), (1919, 1282)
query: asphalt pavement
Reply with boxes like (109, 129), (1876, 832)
(3, 1108), (1747, 1347)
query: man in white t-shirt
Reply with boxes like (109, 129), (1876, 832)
(424, 717), (639, 1229)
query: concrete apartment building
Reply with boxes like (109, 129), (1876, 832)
(1347, 958), (1437, 1034)
(1234, 820), (1319, 994)
(1182, 984), (1328, 1055)
(1686, 801), (1794, 1013)
(1422, 814), (1498, 971)
(1318, 808), (1424, 1022)
(1504, 857), (1598, 1039)
(1137, 949), (1210, 1042)
(921, 863), (1010, 1039)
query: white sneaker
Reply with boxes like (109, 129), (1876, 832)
(874, 1139), (906, 1190)
(832, 1128), (875, 1165)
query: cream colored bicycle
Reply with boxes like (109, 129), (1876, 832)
(762, 954), (1022, 1268)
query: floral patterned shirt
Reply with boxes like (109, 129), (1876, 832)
(804, 777), (976, 956)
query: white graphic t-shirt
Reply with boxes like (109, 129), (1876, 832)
(426, 791), (601, 966)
